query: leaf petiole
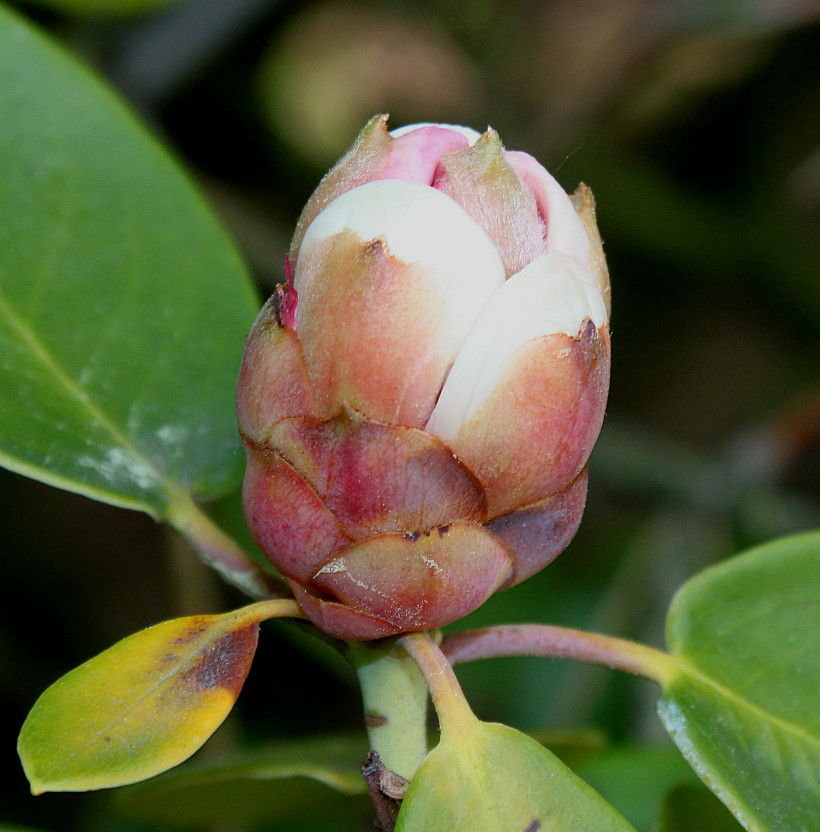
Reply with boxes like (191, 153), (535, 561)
(398, 632), (478, 743)
(165, 491), (290, 599)
(440, 624), (676, 687)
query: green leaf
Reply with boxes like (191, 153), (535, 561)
(396, 721), (637, 832)
(111, 734), (370, 828)
(0, 5), (259, 517)
(568, 747), (700, 832)
(18, 599), (299, 793)
(653, 785), (743, 832)
(23, 0), (184, 18)
(658, 530), (820, 832)
(0, 826), (54, 832)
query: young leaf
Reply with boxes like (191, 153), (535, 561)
(396, 721), (637, 832)
(111, 734), (370, 828)
(658, 530), (820, 832)
(397, 633), (636, 832)
(18, 599), (301, 794)
(0, 5), (259, 517)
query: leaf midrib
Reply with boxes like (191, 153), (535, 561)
(0, 280), (180, 509)
(671, 653), (820, 750)
(58, 615), (248, 765)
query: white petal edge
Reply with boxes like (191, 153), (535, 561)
(505, 151), (592, 272)
(390, 122), (483, 146)
(297, 180), (506, 362)
(426, 252), (607, 441)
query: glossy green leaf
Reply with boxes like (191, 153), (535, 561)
(18, 599), (299, 793)
(658, 530), (820, 832)
(396, 720), (637, 832)
(654, 785), (743, 832)
(0, 5), (259, 517)
(111, 734), (370, 828)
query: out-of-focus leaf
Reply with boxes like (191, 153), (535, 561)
(569, 747), (700, 832)
(653, 784), (743, 832)
(0, 826), (54, 832)
(658, 531), (820, 832)
(23, 0), (183, 15)
(0, 5), (259, 517)
(18, 600), (298, 794)
(396, 720), (636, 832)
(112, 734), (370, 828)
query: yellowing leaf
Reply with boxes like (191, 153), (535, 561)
(18, 599), (301, 794)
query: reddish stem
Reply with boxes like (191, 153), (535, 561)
(440, 624), (674, 685)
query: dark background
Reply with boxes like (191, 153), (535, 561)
(2, 0), (819, 829)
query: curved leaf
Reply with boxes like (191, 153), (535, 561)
(111, 734), (369, 827)
(658, 530), (820, 832)
(396, 720), (636, 832)
(0, 5), (259, 517)
(18, 599), (299, 793)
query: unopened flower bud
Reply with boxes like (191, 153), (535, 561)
(238, 116), (611, 640)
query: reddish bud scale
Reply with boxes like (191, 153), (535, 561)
(238, 116), (611, 640)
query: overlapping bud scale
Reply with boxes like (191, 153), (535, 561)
(238, 115), (611, 640)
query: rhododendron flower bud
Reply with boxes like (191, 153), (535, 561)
(238, 115), (611, 641)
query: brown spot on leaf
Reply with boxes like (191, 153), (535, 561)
(181, 624), (260, 698)
(172, 619), (210, 646)
(523, 821), (542, 832)
(365, 713), (388, 728)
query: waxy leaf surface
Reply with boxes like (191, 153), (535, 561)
(396, 720), (636, 832)
(18, 603), (276, 793)
(658, 530), (820, 832)
(0, 5), (259, 516)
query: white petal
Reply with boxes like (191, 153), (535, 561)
(427, 252), (607, 441)
(505, 151), (592, 271)
(298, 179), (506, 366)
(390, 122), (483, 146)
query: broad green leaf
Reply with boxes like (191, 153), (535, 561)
(396, 720), (637, 832)
(654, 785), (743, 832)
(0, 5), (259, 517)
(658, 531), (820, 832)
(18, 599), (299, 793)
(111, 734), (370, 828)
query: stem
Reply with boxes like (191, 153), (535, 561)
(440, 624), (676, 687)
(348, 640), (430, 781)
(398, 632), (477, 744)
(165, 492), (289, 600)
(239, 597), (305, 622)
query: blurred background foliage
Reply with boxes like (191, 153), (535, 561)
(1, 0), (818, 830)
